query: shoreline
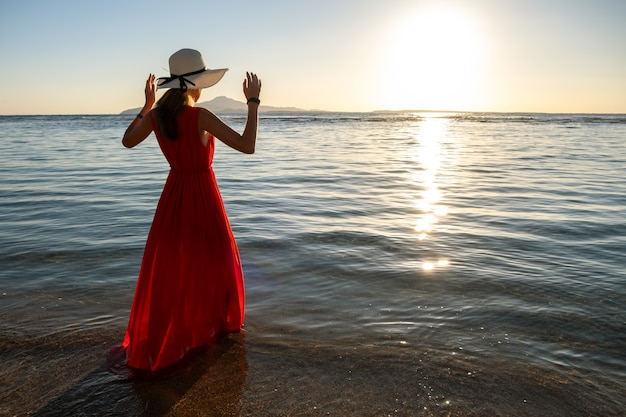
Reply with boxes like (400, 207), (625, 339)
(2, 321), (624, 417)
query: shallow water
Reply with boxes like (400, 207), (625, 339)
(1, 112), (625, 416)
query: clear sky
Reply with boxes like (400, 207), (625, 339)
(1, 0), (625, 114)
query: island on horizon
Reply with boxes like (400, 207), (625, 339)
(120, 96), (322, 115)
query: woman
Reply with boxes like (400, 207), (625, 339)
(114, 48), (261, 373)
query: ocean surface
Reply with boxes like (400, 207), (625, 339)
(1, 111), (625, 416)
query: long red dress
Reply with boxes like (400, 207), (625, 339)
(120, 106), (245, 372)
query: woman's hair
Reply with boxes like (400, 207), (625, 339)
(153, 89), (195, 141)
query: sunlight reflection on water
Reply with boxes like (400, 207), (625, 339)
(412, 115), (451, 270)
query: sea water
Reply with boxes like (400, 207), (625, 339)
(1, 112), (625, 416)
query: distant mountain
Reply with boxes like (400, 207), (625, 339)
(120, 96), (317, 115)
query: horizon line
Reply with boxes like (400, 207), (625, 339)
(2, 109), (626, 117)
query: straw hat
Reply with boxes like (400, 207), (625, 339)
(156, 49), (228, 90)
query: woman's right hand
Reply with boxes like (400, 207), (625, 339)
(243, 72), (261, 102)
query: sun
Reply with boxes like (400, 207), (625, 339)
(379, 4), (488, 111)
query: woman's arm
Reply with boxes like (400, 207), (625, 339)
(122, 74), (156, 148)
(198, 72), (261, 154)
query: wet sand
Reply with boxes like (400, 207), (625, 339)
(2, 323), (624, 417)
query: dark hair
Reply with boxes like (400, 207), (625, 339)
(153, 89), (193, 141)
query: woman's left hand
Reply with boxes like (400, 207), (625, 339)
(144, 74), (156, 108)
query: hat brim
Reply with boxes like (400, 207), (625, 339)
(157, 68), (228, 90)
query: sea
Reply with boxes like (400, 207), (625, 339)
(1, 111), (625, 416)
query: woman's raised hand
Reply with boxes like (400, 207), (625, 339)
(243, 72), (261, 102)
(145, 74), (156, 109)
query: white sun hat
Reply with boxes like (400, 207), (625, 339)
(156, 48), (228, 90)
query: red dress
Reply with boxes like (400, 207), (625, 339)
(120, 106), (245, 372)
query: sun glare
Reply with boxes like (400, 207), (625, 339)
(380, 4), (487, 111)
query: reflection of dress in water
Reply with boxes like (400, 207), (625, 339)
(120, 106), (245, 372)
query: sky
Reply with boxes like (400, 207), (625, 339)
(1, 0), (625, 114)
